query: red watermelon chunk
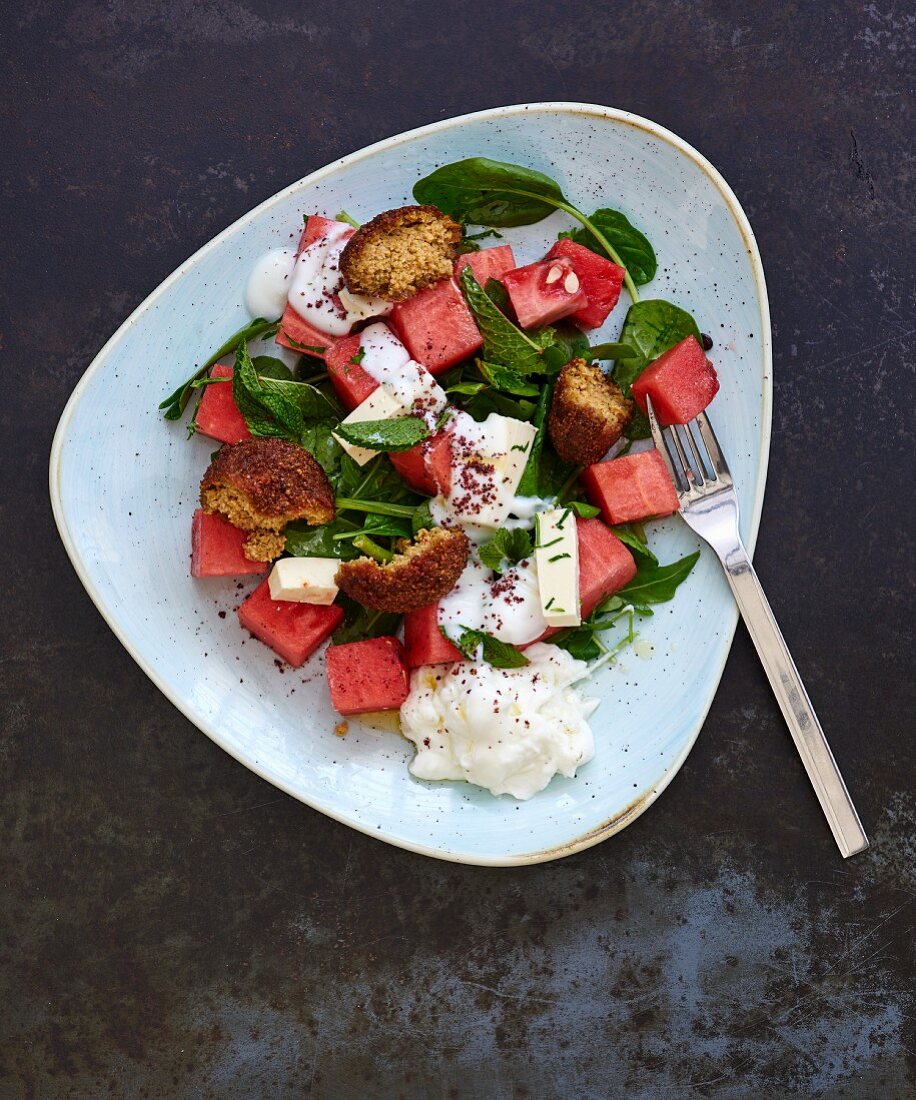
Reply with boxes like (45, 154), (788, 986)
(194, 364), (251, 445)
(455, 244), (516, 286)
(582, 450), (680, 525)
(391, 277), (482, 374)
(631, 336), (720, 425)
(325, 333), (379, 410)
(237, 578), (343, 667)
(403, 604), (464, 668)
(574, 517), (638, 614)
(191, 509), (267, 577)
(389, 443), (436, 496)
(326, 636), (411, 715)
(501, 254), (589, 329)
(300, 214), (347, 250)
(546, 238), (625, 330)
(276, 302), (332, 358)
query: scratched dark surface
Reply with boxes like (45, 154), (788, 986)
(1, 1), (914, 1097)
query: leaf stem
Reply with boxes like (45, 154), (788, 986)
(556, 465), (584, 503)
(352, 535), (394, 563)
(335, 497), (417, 519)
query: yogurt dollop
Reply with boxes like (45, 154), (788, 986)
(244, 248), (295, 318)
(401, 643), (598, 799)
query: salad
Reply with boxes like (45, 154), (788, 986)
(160, 157), (721, 800)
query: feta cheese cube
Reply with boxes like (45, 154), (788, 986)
(535, 508), (581, 626)
(268, 556), (340, 604)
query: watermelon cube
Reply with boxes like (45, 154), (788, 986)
(389, 443), (436, 496)
(455, 244), (516, 286)
(391, 278), (482, 375)
(194, 364), (251, 445)
(546, 238), (625, 330)
(575, 517), (637, 614)
(582, 450), (680, 525)
(501, 254), (589, 329)
(237, 578), (343, 667)
(403, 604), (464, 668)
(325, 334), (379, 411)
(300, 214), (349, 250)
(631, 336), (720, 425)
(326, 636), (411, 715)
(191, 509), (267, 577)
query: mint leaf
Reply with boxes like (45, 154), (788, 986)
(459, 266), (544, 374)
(476, 359), (541, 397)
(457, 629), (530, 669)
(479, 528), (533, 574)
(334, 416), (430, 453)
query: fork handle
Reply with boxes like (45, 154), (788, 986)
(721, 544), (868, 857)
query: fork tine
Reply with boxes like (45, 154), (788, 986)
(694, 410), (732, 479)
(645, 396), (687, 493)
(683, 420), (710, 483)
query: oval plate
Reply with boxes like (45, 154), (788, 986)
(50, 103), (771, 865)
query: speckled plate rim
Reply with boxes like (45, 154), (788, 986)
(50, 102), (772, 866)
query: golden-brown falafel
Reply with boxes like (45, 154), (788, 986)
(200, 438), (335, 561)
(339, 205), (461, 301)
(547, 358), (634, 466)
(335, 527), (469, 612)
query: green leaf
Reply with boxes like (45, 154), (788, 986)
(536, 321), (591, 374)
(613, 525), (658, 564)
(446, 381), (487, 397)
(333, 416), (430, 453)
(411, 499), (435, 536)
(558, 208), (657, 285)
(553, 629), (603, 662)
(231, 343), (304, 442)
(484, 276), (511, 314)
(335, 210), (360, 229)
(614, 300), (701, 395)
(587, 342), (639, 361)
(414, 157), (565, 227)
(479, 528), (533, 574)
(456, 629), (530, 669)
(476, 360), (541, 397)
(250, 356), (293, 380)
(350, 347), (366, 365)
(159, 316), (280, 420)
(284, 518), (361, 560)
(617, 551), (700, 604)
(331, 595), (401, 646)
(567, 500), (601, 519)
(301, 422), (345, 477)
(259, 376), (339, 421)
(464, 390), (536, 422)
(458, 266), (544, 374)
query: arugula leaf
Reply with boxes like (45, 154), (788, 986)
(334, 416), (430, 453)
(614, 300), (702, 394)
(558, 209), (657, 286)
(476, 360), (541, 397)
(455, 628), (530, 669)
(414, 157), (640, 300)
(459, 267), (544, 374)
(331, 595), (401, 646)
(613, 524), (658, 563)
(617, 551), (700, 604)
(479, 528), (533, 574)
(159, 316), (280, 420)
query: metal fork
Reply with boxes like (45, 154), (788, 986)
(645, 396), (868, 858)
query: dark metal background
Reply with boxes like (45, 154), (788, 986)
(2, 2), (913, 1096)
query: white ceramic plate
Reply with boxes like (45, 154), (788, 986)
(50, 103), (771, 865)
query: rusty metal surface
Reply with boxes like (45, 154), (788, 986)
(1, 2), (913, 1096)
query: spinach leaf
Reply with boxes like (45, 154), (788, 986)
(558, 209), (657, 285)
(587, 342), (639, 362)
(332, 599), (402, 646)
(414, 157), (565, 227)
(301, 422), (345, 478)
(476, 360), (541, 397)
(612, 525), (658, 563)
(446, 381), (488, 398)
(517, 386), (552, 498)
(459, 266), (544, 374)
(479, 528), (533, 574)
(614, 300), (701, 394)
(455, 628), (530, 669)
(284, 518), (361, 560)
(567, 500), (601, 519)
(537, 321), (591, 374)
(411, 499), (435, 536)
(464, 390), (536, 422)
(250, 356), (293, 379)
(414, 157), (640, 300)
(334, 416), (430, 453)
(159, 316), (280, 420)
(616, 551), (700, 604)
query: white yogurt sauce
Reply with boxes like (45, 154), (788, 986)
(286, 223), (391, 337)
(401, 643), (598, 799)
(438, 554), (549, 647)
(358, 322), (446, 428)
(244, 248), (295, 318)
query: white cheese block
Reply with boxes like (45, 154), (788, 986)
(333, 387), (406, 465)
(268, 557), (340, 604)
(535, 508), (581, 626)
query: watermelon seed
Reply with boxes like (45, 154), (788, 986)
(545, 264), (563, 284)
(564, 271), (580, 294)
